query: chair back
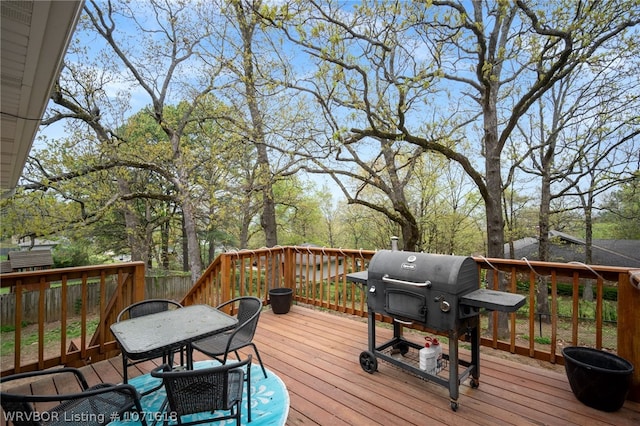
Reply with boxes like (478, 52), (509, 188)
(225, 297), (262, 349)
(0, 367), (89, 426)
(151, 356), (251, 419)
(1, 368), (144, 426)
(1, 399), (40, 426)
(117, 299), (182, 321)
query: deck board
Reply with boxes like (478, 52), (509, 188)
(2, 304), (639, 425)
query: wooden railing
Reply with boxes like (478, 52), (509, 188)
(181, 246), (371, 315)
(472, 257), (637, 359)
(0, 262), (146, 376)
(185, 246), (639, 401)
(2, 248), (638, 401)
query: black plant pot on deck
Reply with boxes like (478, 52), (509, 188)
(269, 288), (293, 314)
(562, 346), (634, 412)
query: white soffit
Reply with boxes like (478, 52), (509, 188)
(1, 0), (83, 196)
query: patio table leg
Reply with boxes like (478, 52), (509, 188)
(122, 354), (129, 383)
(187, 347), (193, 370)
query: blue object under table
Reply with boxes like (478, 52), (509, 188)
(108, 360), (289, 426)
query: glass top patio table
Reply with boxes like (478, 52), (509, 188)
(110, 304), (238, 380)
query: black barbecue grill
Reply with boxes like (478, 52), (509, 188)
(347, 247), (526, 411)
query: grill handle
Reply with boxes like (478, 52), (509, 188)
(382, 274), (432, 288)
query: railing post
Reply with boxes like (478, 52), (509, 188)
(133, 263), (146, 302)
(283, 247), (294, 290)
(618, 270), (640, 402)
(220, 254), (232, 303)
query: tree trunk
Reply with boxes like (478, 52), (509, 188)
(258, 158), (278, 247)
(582, 196), (594, 301)
(485, 157), (509, 339)
(181, 214), (189, 273)
(180, 193), (203, 282)
(537, 164), (552, 321)
(234, 0), (278, 249)
(483, 82), (508, 338)
(207, 232), (216, 265)
(239, 206), (251, 249)
(161, 218), (170, 270)
(400, 215), (420, 251)
(483, 94), (506, 260)
(116, 178), (149, 264)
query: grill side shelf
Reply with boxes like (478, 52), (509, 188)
(347, 271), (368, 285)
(460, 289), (526, 312)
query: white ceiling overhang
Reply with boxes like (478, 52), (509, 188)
(1, 0), (83, 197)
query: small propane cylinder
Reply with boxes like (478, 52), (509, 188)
(419, 339), (437, 373)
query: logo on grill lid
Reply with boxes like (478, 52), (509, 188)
(401, 255), (417, 270)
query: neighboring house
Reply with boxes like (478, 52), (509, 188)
(2, 249), (54, 273)
(252, 244), (347, 282)
(294, 244), (346, 281)
(1, 249), (55, 294)
(17, 238), (58, 251)
(505, 230), (640, 268)
(0, 239), (57, 274)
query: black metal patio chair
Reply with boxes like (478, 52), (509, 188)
(118, 299), (183, 321)
(150, 355), (252, 426)
(0, 367), (147, 426)
(190, 296), (267, 379)
(116, 299), (184, 382)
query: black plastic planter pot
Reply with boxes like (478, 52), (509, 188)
(562, 346), (634, 412)
(269, 288), (293, 314)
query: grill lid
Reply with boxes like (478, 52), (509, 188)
(367, 250), (478, 295)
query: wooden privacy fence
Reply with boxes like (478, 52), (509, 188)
(0, 274), (192, 327)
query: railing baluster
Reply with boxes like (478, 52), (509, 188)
(596, 276), (603, 349)
(14, 280), (22, 372)
(81, 272), (88, 360)
(509, 267), (517, 353)
(99, 271), (107, 353)
(572, 272), (580, 345)
(38, 277), (45, 369)
(528, 271), (535, 357)
(60, 276), (68, 364)
(550, 270), (558, 363)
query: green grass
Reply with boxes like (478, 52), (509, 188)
(521, 335), (552, 345)
(516, 296), (617, 323)
(1, 318), (99, 357)
(0, 322), (27, 332)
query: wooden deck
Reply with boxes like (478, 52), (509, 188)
(3, 305), (639, 425)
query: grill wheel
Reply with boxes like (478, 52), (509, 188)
(359, 351), (378, 373)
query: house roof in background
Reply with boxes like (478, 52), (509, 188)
(1, 1), (83, 196)
(505, 231), (640, 268)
